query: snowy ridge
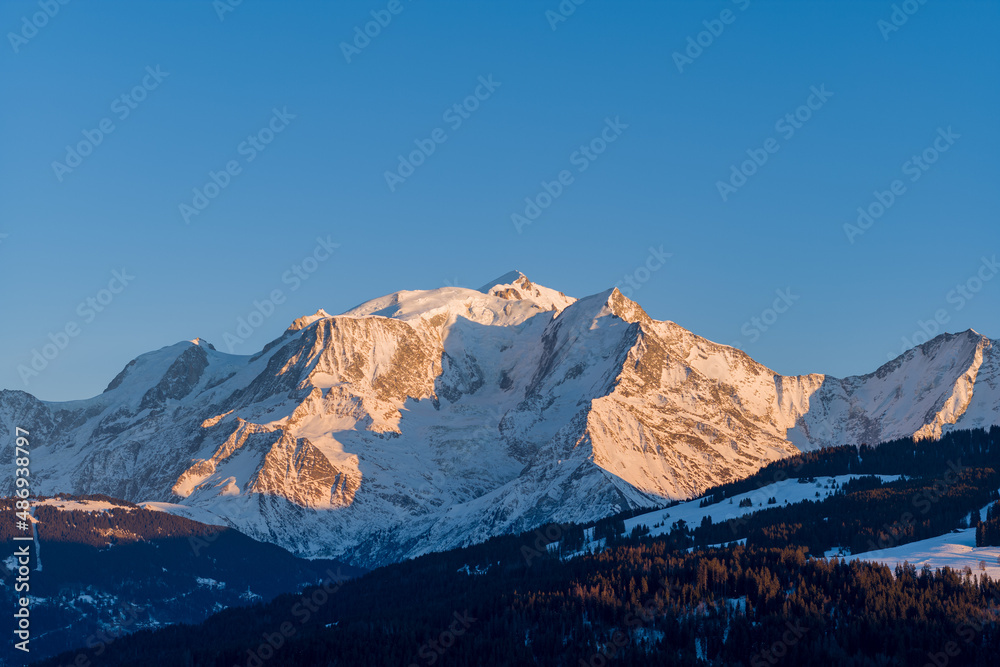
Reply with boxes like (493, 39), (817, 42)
(0, 273), (997, 567)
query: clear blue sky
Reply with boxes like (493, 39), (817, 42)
(1, 0), (997, 401)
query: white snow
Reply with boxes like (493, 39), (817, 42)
(842, 528), (1000, 578)
(342, 271), (574, 327)
(625, 475), (901, 538)
(36, 499), (133, 513)
(2, 269), (996, 569)
(842, 499), (1000, 578)
(140, 502), (229, 526)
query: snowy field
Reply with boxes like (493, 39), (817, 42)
(843, 498), (1000, 578)
(624, 475), (901, 539)
(842, 527), (1000, 579)
(624, 477), (1000, 581)
(140, 501), (229, 526)
(35, 498), (135, 513)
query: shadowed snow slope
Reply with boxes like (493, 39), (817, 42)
(1, 275), (997, 567)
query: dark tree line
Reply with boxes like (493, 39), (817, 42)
(977, 501), (1000, 547)
(0, 495), (363, 664)
(674, 467), (1000, 556)
(699, 426), (1000, 505)
(23, 427), (1000, 666)
(35, 540), (1000, 667)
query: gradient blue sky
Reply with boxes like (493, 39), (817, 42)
(1, 0), (997, 401)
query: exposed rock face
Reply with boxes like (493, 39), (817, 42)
(140, 344), (209, 410)
(1, 275), (996, 567)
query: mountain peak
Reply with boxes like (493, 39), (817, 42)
(4, 270), (999, 571)
(607, 287), (652, 325)
(477, 270), (526, 293)
(911, 328), (987, 356)
(189, 337), (216, 350)
(478, 271), (575, 312)
(289, 309), (331, 331)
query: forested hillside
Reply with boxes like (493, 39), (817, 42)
(35, 428), (1000, 666)
(0, 496), (363, 664)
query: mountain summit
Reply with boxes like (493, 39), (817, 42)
(2, 277), (996, 567)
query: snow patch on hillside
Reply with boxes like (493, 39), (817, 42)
(36, 499), (134, 513)
(841, 498), (1000, 578)
(140, 502), (229, 527)
(624, 475), (901, 538)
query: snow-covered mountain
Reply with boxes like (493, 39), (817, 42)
(2, 273), (997, 567)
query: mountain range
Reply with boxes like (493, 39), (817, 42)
(2, 272), (997, 568)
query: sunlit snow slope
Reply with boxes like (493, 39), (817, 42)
(1, 272), (997, 567)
